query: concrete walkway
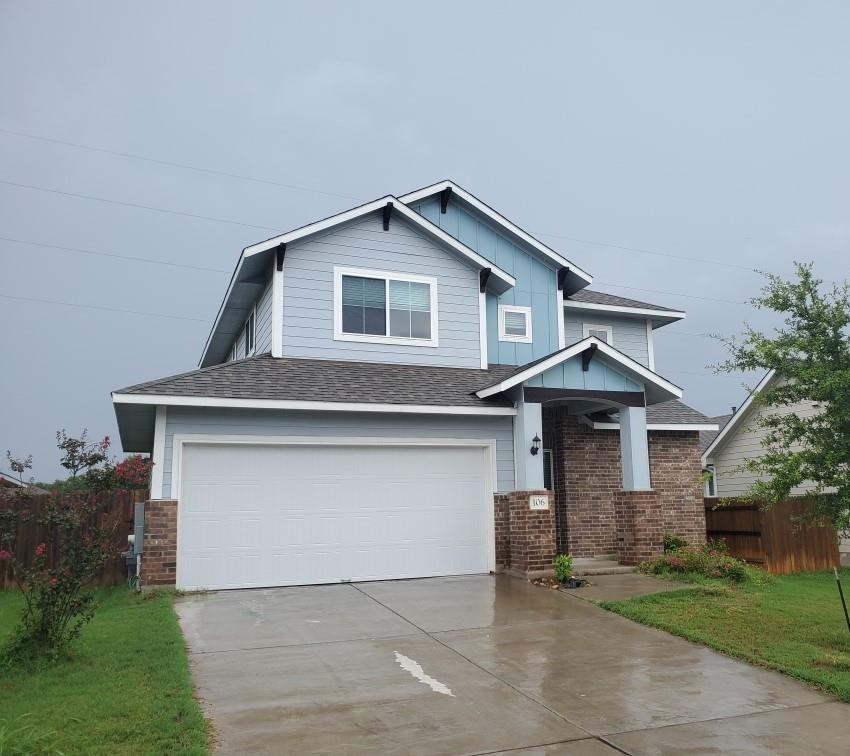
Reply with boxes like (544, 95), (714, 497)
(176, 575), (849, 755)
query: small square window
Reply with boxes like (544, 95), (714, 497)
(583, 323), (613, 345)
(498, 305), (532, 343)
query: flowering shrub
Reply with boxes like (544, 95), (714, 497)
(113, 455), (153, 489)
(0, 488), (120, 664)
(639, 542), (749, 583)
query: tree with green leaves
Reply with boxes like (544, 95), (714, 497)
(717, 262), (850, 535)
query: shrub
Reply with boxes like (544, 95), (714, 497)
(553, 553), (574, 583)
(639, 542), (753, 584)
(663, 534), (688, 553)
(0, 488), (120, 664)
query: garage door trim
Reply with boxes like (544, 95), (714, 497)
(172, 434), (498, 586)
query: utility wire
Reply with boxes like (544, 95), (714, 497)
(0, 292), (208, 323)
(538, 231), (758, 273)
(0, 178), (282, 233)
(1, 126), (767, 276)
(0, 235), (229, 273)
(0, 126), (361, 201)
(593, 280), (747, 306)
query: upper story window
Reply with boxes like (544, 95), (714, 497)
(583, 323), (613, 345)
(334, 266), (439, 347)
(243, 308), (256, 357)
(498, 305), (532, 343)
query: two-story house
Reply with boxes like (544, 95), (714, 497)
(112, 181), (718, 590)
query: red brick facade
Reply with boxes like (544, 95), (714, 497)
(614, 490), (663, 564)
(141, 499), (178, 587)
(494, 490), (556, 576)
(542, 409), (705, 559)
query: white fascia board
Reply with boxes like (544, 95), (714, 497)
(111, 393), (517, 416)
(475, 336), (683, 400)
(592, 421), (720, 431)
(700, 369), (775, 463)
(198, 255), (245, 367)
(563, 299), (687, 321)
(243, 195), (515, 290)
(398, 180), (593, 285)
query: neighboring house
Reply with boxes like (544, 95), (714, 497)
(112, 180), (718, 591)
(701, 370), (848, 552)
(0, 472), (48, 493)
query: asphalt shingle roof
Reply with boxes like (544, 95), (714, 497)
(115, 353), (517, 408)
(567, 289), (683, 313)
(699, 414), (733, 452)
(646, 400), (715, 425)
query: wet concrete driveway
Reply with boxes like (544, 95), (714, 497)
(176, 575), (850, 754)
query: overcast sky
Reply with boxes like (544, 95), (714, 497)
(2, 1), (848, 481)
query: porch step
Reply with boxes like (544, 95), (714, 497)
(572, 558), (636, 576)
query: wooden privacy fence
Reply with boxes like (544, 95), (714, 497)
(705, 497), (840, 574)
(0, 489), (147, 589)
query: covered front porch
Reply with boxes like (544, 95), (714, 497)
(480, 337), (684, 574)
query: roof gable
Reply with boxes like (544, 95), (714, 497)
(476, 336), (682, 404)
(199, 194), (516, 367)
(701, 370), (776, 462)
(399, 180), (592, 293)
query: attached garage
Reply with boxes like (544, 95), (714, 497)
(174, 439), (495, 590)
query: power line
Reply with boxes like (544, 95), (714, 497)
(0, 235), (229, 273)
(0, 126), (361, 201)
(0, 292), (208, 323)
(538, 230), (758, 272)
(0, 178), (282, 233)
(594, 280), (747, 306)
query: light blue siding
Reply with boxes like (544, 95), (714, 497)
(281, 211), (481, 368)
(525, 356), (643, 392)
(161, 407), (515, 497)
(412, 197), (560, 365)
(564, 314), (650, 366)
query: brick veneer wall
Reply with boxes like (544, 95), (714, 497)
(614, 490), (663, 564)
(494, 490), (555, 576)
(141, 499), (178, 587)
(494, 494), (510, 567)
(648, 430), (706, 546)
(542, 409), (706, 558)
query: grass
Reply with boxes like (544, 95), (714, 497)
(601, 567), (850, 701)
(0, 587), (209, 755)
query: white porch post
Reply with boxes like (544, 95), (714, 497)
(514, 398), (545, 490)
(619, 405), (651, 491)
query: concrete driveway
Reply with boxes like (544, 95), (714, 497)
(176, 575), (850, 755)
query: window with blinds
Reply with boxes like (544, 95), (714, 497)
(583, 324), (613, 344)
(337, 269), (437, 345)
(498, 305), (532, 343)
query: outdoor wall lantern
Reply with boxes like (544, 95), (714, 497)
(530, 434), (541, 456)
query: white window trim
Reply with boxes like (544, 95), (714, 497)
(583, 323), (614, 345)
(703, 465), (717, 498)
(333, 266), (439, 348)
(498, 304), (533, 343)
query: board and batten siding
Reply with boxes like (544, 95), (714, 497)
(564, 314), (650, 366)
(711, 398), (821, 497)
(525, 356), (643, 392)
(161, 407), (515, 498)
(281, 211), (481, 368)
(411, 197), (560, 365)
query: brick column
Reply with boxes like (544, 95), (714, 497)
(614, 490), (664, 565)
(495, 489), (556, 577)
(141, 499), (178, 588)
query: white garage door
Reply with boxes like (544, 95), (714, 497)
(176, 442), (493, 590)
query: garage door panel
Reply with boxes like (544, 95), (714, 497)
(177, 443), (491, 590)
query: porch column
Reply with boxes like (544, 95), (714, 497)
(514, 398), (544, 490)
(619, 405), (651, 490)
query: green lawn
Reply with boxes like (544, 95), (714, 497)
(601, 568), (850, 701)
(0, 588), (209, 755)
